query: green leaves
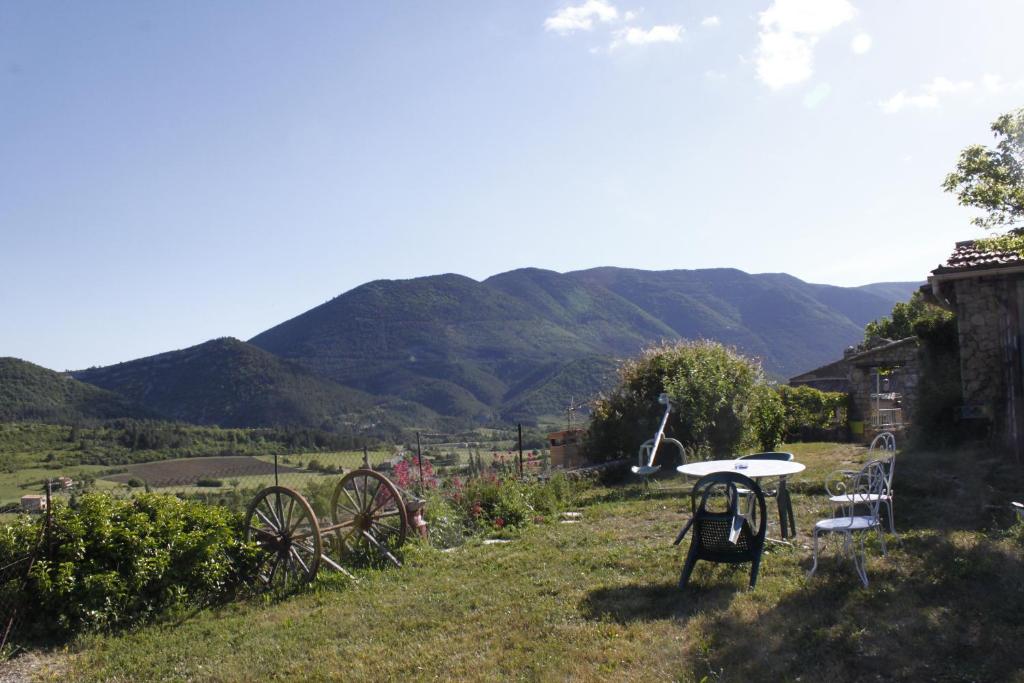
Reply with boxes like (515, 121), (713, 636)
(944, 108), (1024, 232)
(588, 340), (770, 460)
(2, 493), (259, 641)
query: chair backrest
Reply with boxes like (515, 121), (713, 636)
(868, 432), (897, 490)
(690, 472), (767, 555)
(826, 460), (886, 523)
(739, 452), (794, 462)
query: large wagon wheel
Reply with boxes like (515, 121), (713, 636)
(245, 486), (322, 590)
(330, 469), (409, 567)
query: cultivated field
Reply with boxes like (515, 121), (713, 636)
(102, 456), (304, 488)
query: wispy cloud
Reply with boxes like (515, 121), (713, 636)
(755, 0), (857, 89)
(701, 16), (720, 28)
(610, 24), (683, 49)
(544, 0), (618, 34)
(981, 73), (1024, 94)
(850, 33), (872, 54)
(879, 76), (973, 113)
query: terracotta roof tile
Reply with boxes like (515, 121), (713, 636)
(932, 239), (1024, 275)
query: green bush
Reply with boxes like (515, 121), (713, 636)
(749, 385), (786, 451)
(195, 478), (223, 487)
(587, 340), (768, 460)
(0, 493), (259, 641)
(777, 385), (848, 439)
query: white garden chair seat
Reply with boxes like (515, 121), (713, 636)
(829, 492), (889, 505)
(815, 515), (878, 532)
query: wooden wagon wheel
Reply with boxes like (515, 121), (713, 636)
(330, 469), (409, 567)
(245, 486), (322, 590)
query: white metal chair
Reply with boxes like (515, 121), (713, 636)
(1013, 501), (1024, 522)
(829, 431), (897, 537)
(809, 461), (887, 587)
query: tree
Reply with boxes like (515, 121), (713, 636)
(863, 291), (953, 344)
(586, 340), (773, 461)
(943, 107), (1024, 231)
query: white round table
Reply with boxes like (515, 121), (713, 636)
(676, 459), (805, 541)
(676, 459), (805, 478)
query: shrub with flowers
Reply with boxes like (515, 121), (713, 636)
(421, 473), (580, 548)
(393, 453), (438, 491)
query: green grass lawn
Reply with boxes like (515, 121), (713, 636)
(19, 443), (1024, 682)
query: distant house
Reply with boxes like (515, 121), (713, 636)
(926, 239), (1024, 461)
(56, 476), (74, 490)
(790, 337), (919, 441)
(547, 428), (585, 469)
(20, 494), (46, 513)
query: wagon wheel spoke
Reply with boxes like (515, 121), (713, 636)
(360, 529), (402, 568)
(252, 508), (279, 535)
(290, 547), (310, 575)
(366, 491), (398, 518)
(340, 486), (361, 516)
(245, 486), (322, 591)
(365, 477), (383, 514)
(283, 495), (297, 532)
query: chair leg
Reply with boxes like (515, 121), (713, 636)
(886, 498), (900, 541)
(807, 529), (821, 578)
(679, 545), (699, 589)
(749, 552), (762, 589)
(877, 522), (887, 556)
(777, 487), (788, 540)
(852, 534), (869, 587)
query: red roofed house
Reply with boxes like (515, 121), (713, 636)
(926, 239), (1024, 461)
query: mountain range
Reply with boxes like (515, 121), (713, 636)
(4, 267), (920, 430)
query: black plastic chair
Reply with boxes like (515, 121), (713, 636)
(674, 472), (767, 589)
(738, 451), (796, 538)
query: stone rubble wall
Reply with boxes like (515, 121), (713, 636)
(952, 277), (1007, 421)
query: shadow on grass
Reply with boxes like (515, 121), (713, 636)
(684, 532), (1024, 682)
(580, 580), (738, 624)
(887, 446), (1024, 532)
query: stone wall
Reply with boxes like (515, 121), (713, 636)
(846, 338), (920, 429)
(952, 277), (1008, 418)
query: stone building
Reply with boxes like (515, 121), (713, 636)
(790, 337), (919, 442)
(926, 239), (1024, 461)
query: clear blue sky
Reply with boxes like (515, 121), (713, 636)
(2, 1), (1023, 371)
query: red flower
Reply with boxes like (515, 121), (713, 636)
(494, 517), (506, 528)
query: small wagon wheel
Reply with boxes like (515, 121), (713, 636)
(245, 486), (322, 590)
(330, 469), (409, 567)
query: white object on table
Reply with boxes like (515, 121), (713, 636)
(676, 459), (806, 479)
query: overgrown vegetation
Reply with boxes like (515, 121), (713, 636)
(862, 290), (954, 344)
(777, 385), (848, 441)
(587, 340), (778, 461)
(0, 494), (258, 641)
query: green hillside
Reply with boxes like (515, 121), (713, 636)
(72, 338), (443, 433)
(0, 357), (148, 422)
(248, 267), (916, 422)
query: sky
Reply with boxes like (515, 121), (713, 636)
(2, 1), (1024, 371)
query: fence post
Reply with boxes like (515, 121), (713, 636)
(415, 432), (424, 492)
(45, 479), (53, 562)
(518, 424), (524, 479)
